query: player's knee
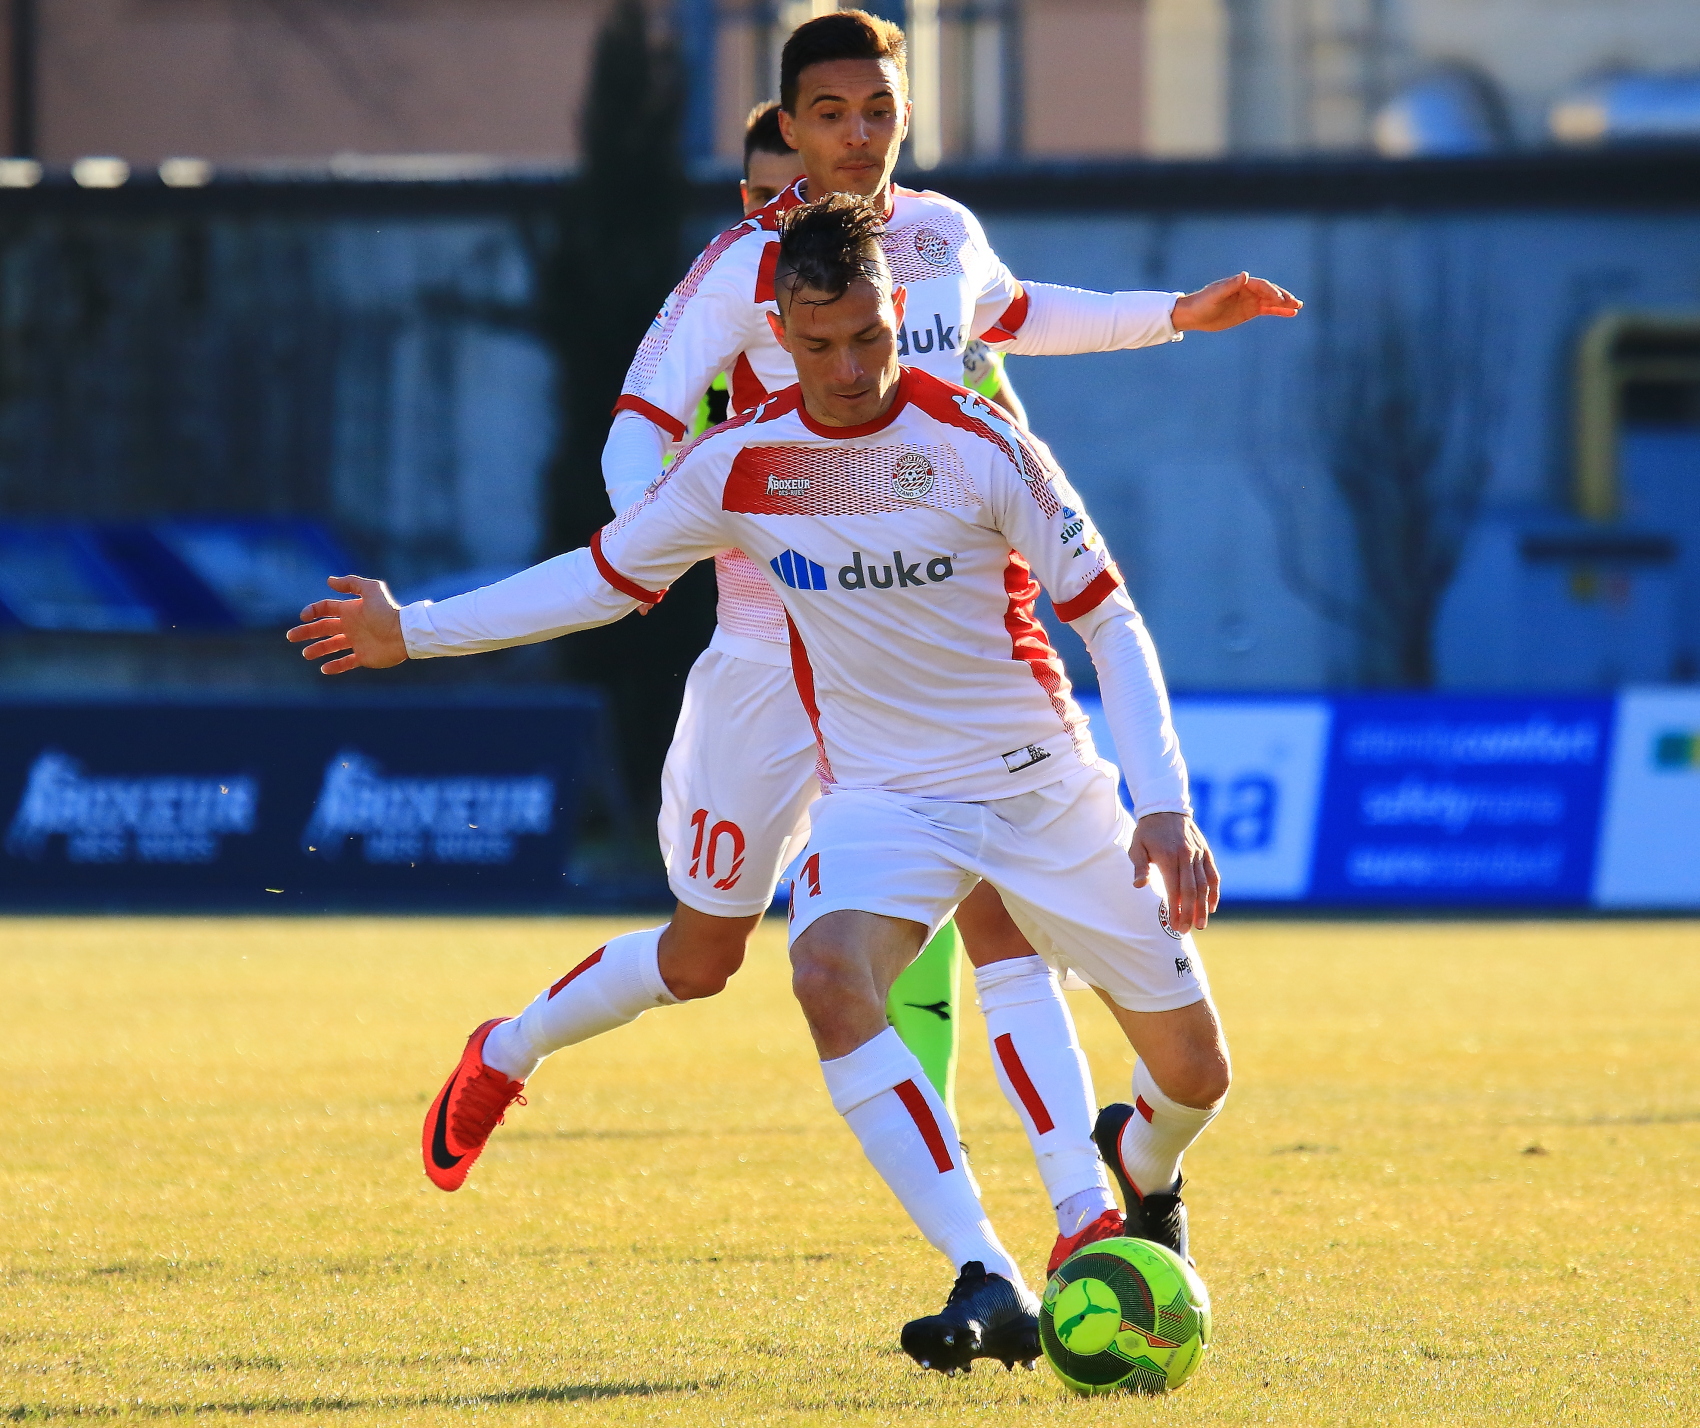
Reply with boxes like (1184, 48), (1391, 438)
(657, 922), (750, 1001)
(664, 950), (743, 1001)
(789, 942), (870, 1021)
(1162, 1052), (1230, 1111)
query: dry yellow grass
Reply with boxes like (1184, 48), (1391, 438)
(1, 916), (1696, 1426)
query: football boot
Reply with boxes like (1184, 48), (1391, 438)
(1046, 1206), (1126, 1277)
(900, 1260), (1040, 1375)
(422, 1018), (527, 1192)
(1092, 1102), (1191, 1263)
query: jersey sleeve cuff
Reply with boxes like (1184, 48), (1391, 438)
(612, 394), (688, 444)
(398, 602), (443, 660)
(1054, 564), (1124, 623)
(590, 528), (666, 606)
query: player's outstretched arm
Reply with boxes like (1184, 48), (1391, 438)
(1171, 271), (1302, 333)
(287, 575), (407, 675)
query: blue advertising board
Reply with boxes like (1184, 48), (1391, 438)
(0, 694), (628, 909)
(1308, 697), (1615, 905)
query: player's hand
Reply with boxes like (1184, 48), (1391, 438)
(286, 575), (408, 675)
(1130, 812), (1220, 932)
(1171, 272), (1302, 333)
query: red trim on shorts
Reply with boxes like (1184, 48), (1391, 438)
(548, 947), (604, 998)
(754, 241), (780, 303)
(591, 529), (665, 606)
(1052, 565), (1124, 623)
(611, 393), (687, 443)
(730, 352), (769, 415)
(993, 1033), (1055, 1134)
(1135, 1095), (1155, 1123)
(980, 286), (1029, 343)
(894, 1079), (955, 1172)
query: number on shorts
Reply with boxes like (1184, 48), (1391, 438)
(799, 852), (822, 898)
(688, 807), (746, 890)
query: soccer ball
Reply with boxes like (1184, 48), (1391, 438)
(1039, 1237), (1211, 1395)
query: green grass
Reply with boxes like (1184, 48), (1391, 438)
(2, 916), (1696, 1426)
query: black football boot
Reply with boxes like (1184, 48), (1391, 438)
(900, 1261), (1040, 1375)
(1092, 1102), (1191, 1265)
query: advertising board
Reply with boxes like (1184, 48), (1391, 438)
(0, 694), (619, 908)
(1593, 687), (1700, 908)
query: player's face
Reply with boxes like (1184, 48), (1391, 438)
(778, 59), (910, 202)
(741, 148), (806, 215)
(771, 278), (908, 428)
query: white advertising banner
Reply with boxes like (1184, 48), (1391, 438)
(1593, 687), (1700, 908)
(1078, 695), (1332, 901)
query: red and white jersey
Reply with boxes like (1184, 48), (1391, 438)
(614, 179), (1031, 656)
(599, 369), (1134, 803)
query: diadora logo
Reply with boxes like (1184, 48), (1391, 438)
(770, 549), (827, 590)
(896, 315), (957, 357)
(839, 550), (955, 590)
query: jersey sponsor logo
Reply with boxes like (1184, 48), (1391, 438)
(1001, 744), (1052, 774)
(766, 474), (809, 495)
(838, 550), (955, 590)
(896, 314), (957, 357)
(770, 549), (828, 591)
(893, 451), (935, 500)
(914, 227), (950, 267)
(1059, 504), (1103, 558)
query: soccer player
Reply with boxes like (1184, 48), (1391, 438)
(725, 97), (1033, 1125)
(288, 195), (1243, 1372)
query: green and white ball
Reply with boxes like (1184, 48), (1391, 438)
(1039, 1238), (1211, 1395)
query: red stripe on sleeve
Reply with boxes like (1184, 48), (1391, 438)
(612, 393), (688, 443)
(754, 241), (780, 303)
(548, 947), (604, 998)
(993, 1033), (1056, 1134)
(1052, 564), (1124, 623)
(893, 1079), (956, 1172)
(980, 285), (1029, 343)
(590, 528), (666, 606)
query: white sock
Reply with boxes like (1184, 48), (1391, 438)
(481, 926), (678, 1080)
(1115, 1058), (1221, 1197)
(975, 956), (1115, 1233)
(822, 1027), (1024, 1289)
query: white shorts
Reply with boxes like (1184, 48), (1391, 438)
(658, 646), (821, 917)
(786, 760), (1209, 1013)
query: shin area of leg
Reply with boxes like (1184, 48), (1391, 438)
(823, 1027), (1023, 1288)
(975, 955), (1115, 1230)
(885, 920), (962, 1123)
(481, 926), (678, 1080)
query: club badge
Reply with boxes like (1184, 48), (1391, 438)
(893, 451), (936, 500)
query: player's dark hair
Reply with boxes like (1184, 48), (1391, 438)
(743, 101), (792, 176)
(774, 193), (890, 309)
(779, 10), (907, 115)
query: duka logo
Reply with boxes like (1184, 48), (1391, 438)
(5, 750), (257, 864)
(838, 551), (956, 590)
(302, 750), (553, 865)
(896, 314), (958, 357)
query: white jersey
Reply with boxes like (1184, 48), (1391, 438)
(408, 368), (1189, 814)
(614, 179), (1032, 655)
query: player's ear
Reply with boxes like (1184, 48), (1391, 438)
(739, 179), (750, 211)
(890, 285), (907, 329)
(766, 308), (790, 351)
(777, 107), (796, 148)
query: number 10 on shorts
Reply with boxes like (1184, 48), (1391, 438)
(687, 809), (746, 890)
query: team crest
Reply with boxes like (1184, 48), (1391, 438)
(1157, 900), (1184, 940)
(914, 228), (950, 267)
(893, 451), (936, 500)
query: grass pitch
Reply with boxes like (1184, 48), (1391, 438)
(2, 916), (1696, 1426)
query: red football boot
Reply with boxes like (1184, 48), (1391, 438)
(422, 1019), (527, 1192)
(1046, 1207), (1126, 1277)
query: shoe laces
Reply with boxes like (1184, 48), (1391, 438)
(450, 1065), (526, 1147)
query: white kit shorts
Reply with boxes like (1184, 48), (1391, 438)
(786, 759), (1209, 1013)
(658, 645), (821, 917)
